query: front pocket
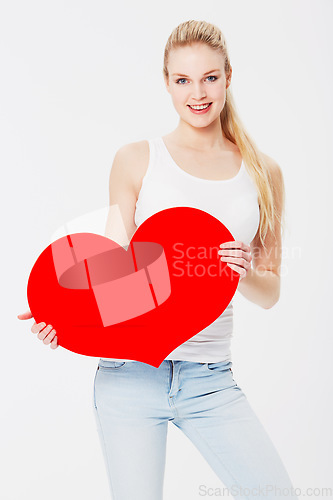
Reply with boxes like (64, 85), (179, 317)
(98, 360), (127, 370)
(207, 361), (232, 372)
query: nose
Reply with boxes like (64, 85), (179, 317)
(191, 82), (207, 101)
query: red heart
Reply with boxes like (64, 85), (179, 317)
(27, 207), (239, 367)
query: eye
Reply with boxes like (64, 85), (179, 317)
(175, 78), (187, 84)
(175, 75), (218, 84)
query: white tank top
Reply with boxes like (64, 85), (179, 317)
(103, 136), (260, 364)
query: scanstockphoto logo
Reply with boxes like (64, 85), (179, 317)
(171, 243), (232, 279)
(170, 242), (302, 279)
(198, 484), (333, 497)
(48, 204), (302, 281)
(251, 244), (302, 277)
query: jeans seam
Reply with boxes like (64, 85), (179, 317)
(93, 368), (116, 498)
(177, 416), (250, 499)
(93, 366), (99, 409)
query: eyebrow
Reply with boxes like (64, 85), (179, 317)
(171, 69), (221, 77)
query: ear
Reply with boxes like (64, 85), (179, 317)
(164, 75), (170, 94)
(226, 66), (232, 89)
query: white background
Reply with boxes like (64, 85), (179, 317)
(1, 0), (333, 498)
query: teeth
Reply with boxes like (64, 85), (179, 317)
(189, 103), (211, 110)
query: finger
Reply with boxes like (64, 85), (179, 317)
(50, 336), (58, 349)
(17, 310), (33, 320)
(220, 240), (246, 249)
(220, 256), (251, 268)
(220, 241), (251, 253)
(31, 322), (46, 334)
(43, 329), (56, 345)
(37, 324), (53, 340)
(219, 248), (252, 262)
(228, 263), (247, 278)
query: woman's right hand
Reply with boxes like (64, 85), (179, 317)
(17, 309), (59, 349)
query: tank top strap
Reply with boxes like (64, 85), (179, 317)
(145, 136), (173, 182)
(147, 136), (157, 165)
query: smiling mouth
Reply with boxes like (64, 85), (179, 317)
(187, 102), (212, 109)
(188, 102), (212, 109)
(187, 102), (212, 115)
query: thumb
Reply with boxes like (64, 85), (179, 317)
(17, 309), (33, 320)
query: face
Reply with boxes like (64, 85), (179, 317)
(164, 42), (232, 127)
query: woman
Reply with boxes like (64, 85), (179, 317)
(18, 20), (298, 500)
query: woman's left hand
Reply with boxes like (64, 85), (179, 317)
(218, 241), (252, 281)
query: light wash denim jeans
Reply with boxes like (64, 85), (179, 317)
(92, 359), (298, 500)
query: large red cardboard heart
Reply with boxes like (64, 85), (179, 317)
(27, 207), (239, 367)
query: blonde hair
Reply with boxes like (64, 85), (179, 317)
(163, 20), (285, 250)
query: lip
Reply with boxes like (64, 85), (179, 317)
(187, 102), (212, 114)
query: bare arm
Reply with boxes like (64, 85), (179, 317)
(17, 143), (144, 348)
(237, 156), (284, 309)
(104, 143), (139, 247)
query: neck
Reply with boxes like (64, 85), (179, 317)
(170, 118), (229, 152)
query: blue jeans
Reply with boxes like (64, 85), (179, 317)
(93, 359), (298, 500)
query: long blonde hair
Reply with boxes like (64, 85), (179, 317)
(163, 20), (285, 250)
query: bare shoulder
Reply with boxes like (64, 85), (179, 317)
(113, 140), (150, 196)
(115, 140), (149, 162)
(260, 152), (284, 186)
(260, 152), (285, 217)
